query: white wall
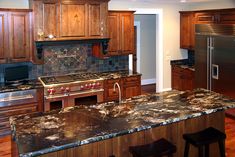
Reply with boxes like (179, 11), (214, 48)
(135, 15), (156, 81)
(0, 0), (28, 8)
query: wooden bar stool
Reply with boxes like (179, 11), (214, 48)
(129, 138), (176, 157)
(183, 127), (226, 157)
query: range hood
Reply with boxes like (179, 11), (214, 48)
(35, 38), (110, 59)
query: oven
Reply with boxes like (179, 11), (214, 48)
(39, 73), (104, 112)
(0, 89), (37, 108)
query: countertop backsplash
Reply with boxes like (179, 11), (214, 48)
(0, 44), (129, 82)
(0, 62), (43, 83)
(42, 44), (129, 76)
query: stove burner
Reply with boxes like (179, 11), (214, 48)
(17, 85), (32, 90)
(40, 73), (101, 85)
(40, 77), (58, 84)
(5, 80), (30, 87)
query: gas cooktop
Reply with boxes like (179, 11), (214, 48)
(39, 73), (101, 85)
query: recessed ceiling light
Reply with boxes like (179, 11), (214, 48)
(180, 0), (187, 2)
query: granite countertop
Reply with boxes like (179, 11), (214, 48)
(171, 59), (195, 71)
(0, 79), (43, 93)
(0, 70), (140, 93)
(10, 89), (235, 157)
(95, 70), (141, 79)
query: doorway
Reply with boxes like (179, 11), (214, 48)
(129, 8), (163, 92)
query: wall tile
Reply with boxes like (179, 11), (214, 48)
(0, 44), (129, 82)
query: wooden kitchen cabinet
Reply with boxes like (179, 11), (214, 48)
(180, 8), (235, 50)
(8, 11), (31, 62)
(195, 11), (218, 24)
(171, 65), (195, 91)
(108, 11), (135, 56)
(104, 75), (141, 102)
(195, 9), (235, 24)
(0, 11), (8, 63)
(104, 79), (122, 102)
(179, 12), (195, 50)
(123, 76), (141, 99)
(29, 0), (59, 41)
(0, 9), (32, 63)
(87, 2), (108, 37)
(29, 0), (109, 40)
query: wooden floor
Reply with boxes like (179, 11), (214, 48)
(0, 84), (234, 157)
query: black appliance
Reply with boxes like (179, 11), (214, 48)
(4, 65), (29, 82)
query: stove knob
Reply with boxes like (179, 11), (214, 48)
(60, 87), (65, 92)
(88, 83), (92, 89)
(92, 83), (96, 88)
(52, 88), (56, 94)
(80, 85), (84, 90)
(85, 84), (88, 89)
(47, 88), (55, 95)
(65, 87), (70, 92)
(47, 89), (51, 94)
(96, 82), (101, 88)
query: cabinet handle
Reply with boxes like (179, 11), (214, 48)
(212, 16), (215, 21)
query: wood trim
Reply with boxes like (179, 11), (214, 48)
(0, 8), (32, 12)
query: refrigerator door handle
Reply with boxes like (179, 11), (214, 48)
(212, 64), (219, 80)
(207, 37), (210, 90)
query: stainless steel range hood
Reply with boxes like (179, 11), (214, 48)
(35, 38), (110, 59)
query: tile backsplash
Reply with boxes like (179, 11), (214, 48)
(0, 44), (129, 82)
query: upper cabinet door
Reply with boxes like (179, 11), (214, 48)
(180, 12), (195, 50)
(8, 11), (31, 62)
(0, 11), (8, 63)
(31, 0), (59, 40)
(42, 2), (58, 38)
(60, 1), (87, 38)
(30, 0), (109, 40)
(107, 11), (135, 56)
(88, 2), (108, 38)
(119, 12), (134, 54)
(107, 12), (120, 55)
(195, 12), (218, 24)
(219, 10), (235, 24)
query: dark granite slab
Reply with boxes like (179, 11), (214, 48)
(10, 89), (235, 157)
(96, 70), (141, 79)
(171, 59), (195, 71)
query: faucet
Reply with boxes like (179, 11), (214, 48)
(113, 82), (121, 103)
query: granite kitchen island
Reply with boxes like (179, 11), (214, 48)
(10, 89), (235, 157)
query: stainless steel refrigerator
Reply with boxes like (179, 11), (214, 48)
(195, 24), (235, 99)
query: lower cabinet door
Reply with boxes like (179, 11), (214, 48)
(123, 85), (140, 99)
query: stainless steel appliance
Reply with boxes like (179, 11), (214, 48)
(195, 24), (235, 117)
(39, 73), (104, 111)
(195, 24), (235, 98)
(0, 89), (37, 107)
(0, 66), (41, 136)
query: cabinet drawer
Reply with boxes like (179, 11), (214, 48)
(172, 66), (183, 73)
(0, 103), (37, 118)
(106, 79), (121, 88)
(123, 76), (140, 82)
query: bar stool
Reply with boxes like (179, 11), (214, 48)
(183, 127), (226, 157)
(129, 138), (176, 157)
